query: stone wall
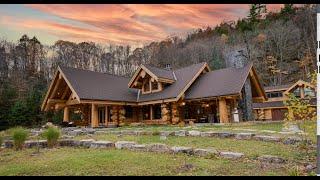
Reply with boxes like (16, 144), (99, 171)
(171, 103), (181, 125)
(161, 103), (171, 124)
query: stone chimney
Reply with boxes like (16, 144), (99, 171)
(224, 47), (254, 121)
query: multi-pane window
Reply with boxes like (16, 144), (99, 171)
(143, 81), (150, 92)
(152, 81), (159, 91)
(153, 104), (162, 119)
(293, 88), (301, 98)
(304, 87), (315, 97)
(266, 91), (283, 98)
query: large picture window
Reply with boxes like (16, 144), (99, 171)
(153, 104), (162, 119)
(125, 106), (133, 118)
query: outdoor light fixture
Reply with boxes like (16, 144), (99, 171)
(181, 102), (186, 106)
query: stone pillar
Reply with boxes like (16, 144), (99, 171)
(242, 78), (254, 121)
(161, 103), (171, 124)
(111, 106), (119, 125)
(171, 103), (181, 125)
(118, 106), (126, 126)
(91, 104), (99, 128)
(219, 98), (229, 123)
(63, 106), (70, 123)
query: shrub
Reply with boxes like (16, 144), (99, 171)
(42, 127), (60, 148)
(0, 134), (3, 147)
(11, 127), (28, 150)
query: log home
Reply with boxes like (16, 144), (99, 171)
(253, 80), (316, 121)
(41, 62), (266, 127)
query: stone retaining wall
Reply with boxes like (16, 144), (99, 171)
(1, 139), (286, 164)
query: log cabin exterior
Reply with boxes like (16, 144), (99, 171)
(253, 80), (316, 121)
(41, 62), (267, 127)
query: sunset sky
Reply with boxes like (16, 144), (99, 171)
(0, 4), (283, 46)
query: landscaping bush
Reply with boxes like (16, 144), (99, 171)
(0, 134), (3, 147)
(11, 127), (28, 150)
(42, 127), (60, 148)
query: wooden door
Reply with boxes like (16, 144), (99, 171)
(271, 109), (287, 121)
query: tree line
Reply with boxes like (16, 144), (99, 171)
(0, 4), (316, 129)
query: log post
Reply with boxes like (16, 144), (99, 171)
(104, 106), (109, 127)
(219, 98), (229, 123)
(63, 106), (70, 123)
(111, 106), (119, 125)
(91, 104), (99, 128)
(161, 103), (170, 124)
(150, 105), (153, 120)
(118, 106), (126, 126)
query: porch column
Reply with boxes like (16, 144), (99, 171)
(111, 106), (119, 125)
(118, 106), (125, 126)
(219, 98), (229, 123)
(150, 105), (153, 120)
(63, 106), (70, 122)
(171, 103), (181, 125)
(91, 104), (99, 128)
(105, 106), (109, 127)
(161, 103), (170, 124)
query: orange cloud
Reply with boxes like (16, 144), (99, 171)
(18, 4), (283, 45)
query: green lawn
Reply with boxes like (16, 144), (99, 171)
(0, 148), (307, 176)
(75, 134), (316, 163)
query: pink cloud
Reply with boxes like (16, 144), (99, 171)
(17, 4), (283, 45)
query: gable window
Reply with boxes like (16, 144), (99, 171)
(152, 81), (159, 91)
(304, 87), (315, 97)
(143, 81), (150, 92)
(293, 88), (301, 98)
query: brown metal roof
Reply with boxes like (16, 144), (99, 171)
(184, 64), (252, 100)
(143, 64), (175, 80)
(253, 101), (285, 109)
(264, 84), (293, 91)
(59, 67), (138, 102)
(58, 62), (261, 103)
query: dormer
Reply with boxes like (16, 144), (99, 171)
(128, 64), (176, 94)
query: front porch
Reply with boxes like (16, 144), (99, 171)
(61, 95), (243, 128)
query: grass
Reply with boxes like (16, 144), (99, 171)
(42, 127), (61, 148)
(75, 133), (316, 163)
(0, 148), (304, 176)
(10, 127), (28, 150)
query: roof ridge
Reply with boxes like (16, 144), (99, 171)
(59, 66), (130, 79)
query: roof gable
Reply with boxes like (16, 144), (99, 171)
(185, 63), (266, 100)
(128, 64), (175, 88)
(284, 80), (315, 95)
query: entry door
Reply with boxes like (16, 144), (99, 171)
(271, 109), (286, 121)
(98, 107), (106, 125)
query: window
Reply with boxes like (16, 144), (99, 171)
(143, 81), (150, 92)
(125, 106), (133, 119)
(153, 104), (162, 119)
(293, 88), (301, 98)
(304, 87), (315, 97)
(152, 81), (159, 91)
(266, 91), (283, 98)
(142, 106), (150, 120)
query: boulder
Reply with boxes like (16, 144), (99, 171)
(254, 135), (281, 142)
(59, 139), (79, 147)
(115, 141), (136, 149)
(257, 155), (286, 164)
(283, 137), (304, 145)
(175, 130), (188, 137)
(188, 130), (201, 137)
(129, 144), (147, 152)
(4, 140), (13, 148)
(78, 139), (95, 148)
(217, 132), (235, 138)
(146, 143), (172, 153)
(193, 148), (218, 157)
(25, 140), (47, 148)
(200, 131), (216, 137)
(235, 133), (255, 140)
(171, 146), (193, 154)
(90, 141), (114, 148)
(160, 131), (174, 136)
(219, 151), (244, 159)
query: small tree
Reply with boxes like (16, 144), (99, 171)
(284, 93), (316, 152)
(11, 127), (28, 150)
(42, 127), (60, 148)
